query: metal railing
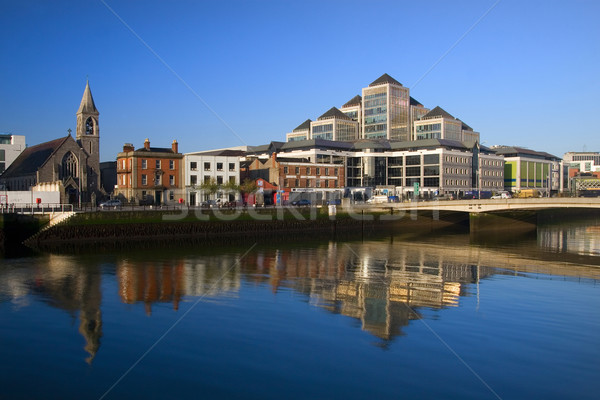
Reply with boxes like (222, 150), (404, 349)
(1, 203), (74, 214)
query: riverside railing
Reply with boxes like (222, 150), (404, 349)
(0, 203), (74, 214)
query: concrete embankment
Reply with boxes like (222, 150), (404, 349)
(24, 208), (463, 252)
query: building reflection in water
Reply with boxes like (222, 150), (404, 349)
(242, 242), (494, 342)
(0, 255), (104, 364)
(538, 223), (600, 256)
(116, 255), (241, 315)
(0, 242), (503, 362)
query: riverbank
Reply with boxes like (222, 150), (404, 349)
(21, 208), (464, 253)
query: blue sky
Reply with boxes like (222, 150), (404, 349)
(1, 0), (599, 161)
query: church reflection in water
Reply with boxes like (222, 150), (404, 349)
(0, 241), (510, 362)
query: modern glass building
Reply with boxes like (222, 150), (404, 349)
(362, 74), (410, 140)
(413, 106), (479, 142)
(310, 107), (359, 141)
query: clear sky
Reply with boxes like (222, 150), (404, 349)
(1, 0), (599, 161)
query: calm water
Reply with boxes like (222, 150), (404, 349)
(1, 219), (599, 399)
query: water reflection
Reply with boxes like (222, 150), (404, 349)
(538, 222), (600, 256)
(0, 235), (598, 363)
(0, 255), (102, 364)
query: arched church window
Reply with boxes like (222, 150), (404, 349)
(62, 152), (78, 179)
(85, 117), (95, 135)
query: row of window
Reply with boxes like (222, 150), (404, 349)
(138, 159), (176, 170)
(189, 175), (236, 185)
(283, 166), (339, 176)
(283, 179), (339, 188)
(189, 161), (236, 172)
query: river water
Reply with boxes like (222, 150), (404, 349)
(1, 218), (599, 400)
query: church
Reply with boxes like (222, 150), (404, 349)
(0, 81), (102, 204)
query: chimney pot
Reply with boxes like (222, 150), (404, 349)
(144, 138), (150, 150)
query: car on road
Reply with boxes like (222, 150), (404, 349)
(99, 199), (122, 208)
(292, 199), (311, 206)
(201, 200), (217, 208)
(491, 191), (512, 199)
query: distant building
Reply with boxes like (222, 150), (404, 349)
(242, 152), (345, 204)
(0, 81), (102, 204)
(493, 146), (561, 195)
(563, 151), (600, 172)
(310, 107), (359, 141)
(100, 161), (117, 195)
(413, 106), (480, 143)
(248, 138), (503, 200)
(115, 139), (183, 205)
(285, 73), (481, 145)
(0, 134), (26, 174)
(184, 149), (244, 205)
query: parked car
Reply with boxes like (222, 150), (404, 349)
(99, 199), (121, 208)
(491, 191), (512, 199)
(201, 200), (217, 208)
(292, 199), (311, 206)
(326, 199), (341, 205)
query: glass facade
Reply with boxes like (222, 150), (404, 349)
(388, 86), (410, 141)
(336, 121), (358, 141)
(363, 87), (387, 139)
(312, 123), (333, 140)
(415, 123), (441, 140)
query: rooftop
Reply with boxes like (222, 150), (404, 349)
(369, 73), (403, 87)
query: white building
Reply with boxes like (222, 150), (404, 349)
(184, 149), (245, 205)
(0, 134), (26, 174)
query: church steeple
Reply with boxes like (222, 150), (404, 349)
(76, 80), (100, 197)
(77, 80), (99, 115)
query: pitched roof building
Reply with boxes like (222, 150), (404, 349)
(0, 82), (102, 204)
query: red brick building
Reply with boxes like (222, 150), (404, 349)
(115, 139), (184, 205)
(242, 153), (345, 204)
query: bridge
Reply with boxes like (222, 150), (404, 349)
(371, 197), (600, 213)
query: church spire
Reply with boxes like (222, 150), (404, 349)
(77, 80), (99, 115)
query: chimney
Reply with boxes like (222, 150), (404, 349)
(144, 138), (150, 150)
(123, 143), (134, 152)
(272, 152), (277, 164)
(172, 140), (178, 154)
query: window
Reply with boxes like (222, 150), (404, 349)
(217, 176), (223, 184)
(229, 163), (235, 171)
(325, 180), (329, 188)
(306, 167), (310, 174)
(142, 174), (147, 185)
(229, 176), (236, 184)
(190, 161), (197, 170)
(295, 167), (300, 174)
(284, 166), (288, 174)
(334, 180), (338, 187)
(170, 160), (175, 170)
(307, 180), (311, 187)
(334, 168), (338, 176)
(295, 179), (299, 187)
(204, 162), (211, 171)
(142, 159), (147, 169)
(406, 155), (421, 165)
(316, 167), (320, 175)
(325, 168), (329, 176)
(169, 175), (175, 185)
(156, 160), (161, 169)
(217, 162), (223, 171)
(155, 172), (161, 185)
(169, 191), (174, 201)
(204, 176), (211, 184)
(284, 179), (289, 187)
(190, 175), (197, 185)
(316, 179), (321, 188)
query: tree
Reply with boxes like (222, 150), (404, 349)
(240, 178), (258, 194)
(200, 178), (219, 199)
